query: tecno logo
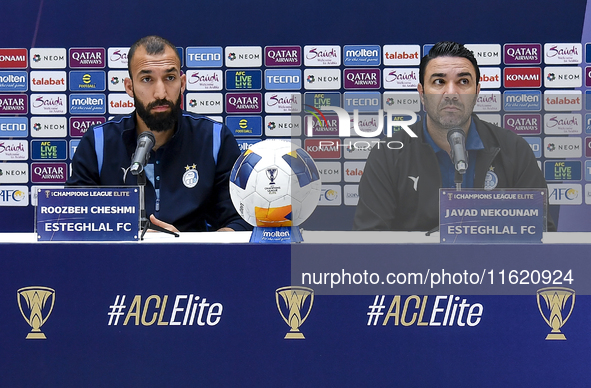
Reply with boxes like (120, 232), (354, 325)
(503, 67), (541, 88)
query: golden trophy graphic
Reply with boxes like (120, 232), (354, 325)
(536, 287), (575, 340)
(276, 286), (314, 339)
(17, 286), (55, 339)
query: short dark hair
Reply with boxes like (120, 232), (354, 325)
(418, 41), (480, 86)
(127, 35), (180, 78)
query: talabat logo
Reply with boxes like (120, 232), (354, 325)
(31, 162), (67, 183)
(0, 94), (27, 114)
(107, 70), (128, 92)
(108, 47), (129, 68)
(0, 140), (28, 160)
(264, 115), (301, 137)
(544, 91), (581, 112)
(344, 161), (364, 182)
(383, 45), (420, 66)
(0, 117), (28, 137)
(69, 71), (106, 92)
(186, 93), (223, 114)
(30, 117), (67, 138)
(185, 70), (223, 91)
(383, 68), (418, 89)
(225, 116), (263, 137)
(304, 45), (341, 67)
(544, 43), (582, 64)
(31, 94), (67, 115)
(31, 140), (67, 161)
(224, 46), (262, 67)
(544, 161), (581, 181)
(265, 46), (301, 67)
(503, 43), (541, 65)
(69, 48), (105, 68)
(303, 69), (341, 90)
(319, 185), (341, 206)
(544, 137), (582, 158)
(544, 66), (582, 88)
(264, 69), (301, 90)
(70, 117), (106, 137)
(225, 92), (261, 114)
(503, 67), (541, 88)
(108, 93), (134, 115)
(478, 68), (501, 89)
(474, 91), (501, 112)
(503, 90), (541, 112)
(344, 69), (380, 90)
(30, 48), (67, 69)
(548, 183), (582, 205)
(0, 186), (28, 206)
(0, 71), (27, 92)
(504, 114), (541, 135)
(465, 44), (501, 65)
(0, 49), (27, 69)
(343, 45), (381, 66)
(69, 94), (105, 114)
(0, 163), (28, 184)
(186, 47), (223, 68)
(544, 113), (581, 135)
(29, 71), (66, 92)
(265, 92), (301, 113)
(225, 70), (262, 90)
(315, 161), (341, 183)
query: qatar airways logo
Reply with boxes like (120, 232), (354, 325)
(31, 94), (67, 115)
(108, 47), (129, 68)
(265, 46), (301, 67)
(503, 44), (541, 65)
(504, 114), (541, 135)
(225, 92), (261, 114)
(186, 70), (222, 91)
(70, 116), (106, 137)
(304, 45), (341, 66)
(544, 43), (582, 64)
(69, 48), (105, 68)
(265, 92), (301, 113)
(344, 69), (380, 89)
(0, 94), (27, 114)
(383, 68), (418, 89)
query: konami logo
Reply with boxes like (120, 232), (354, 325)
(503, 67), (541, 88)
(0, 49), (27, 69)
(304, 138), (341, 159)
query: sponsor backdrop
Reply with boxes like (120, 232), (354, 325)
(1, 243), (590, 386)
(0, 0), (589, 231)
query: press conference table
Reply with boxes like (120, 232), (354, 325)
(1, 231), (590, 387)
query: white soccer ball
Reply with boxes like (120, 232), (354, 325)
(229, 139), (322, 227)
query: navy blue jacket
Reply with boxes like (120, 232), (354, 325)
(67, 111), (250, 232)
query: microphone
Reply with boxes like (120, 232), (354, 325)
(447, 128), (468, 174)
(130, 131), (155, 175)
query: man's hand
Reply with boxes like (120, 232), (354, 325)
(217, 227), (234, 232)
(149, 214), (180, 233)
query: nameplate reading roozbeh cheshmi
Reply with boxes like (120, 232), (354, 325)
(36, 187), (139, 241)
(439, 189), (546, 244)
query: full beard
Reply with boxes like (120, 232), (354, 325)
(134, 92), (182, 133)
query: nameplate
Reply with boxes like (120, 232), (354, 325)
(36, 187), (139, 241)
(439, 189), (546, 244)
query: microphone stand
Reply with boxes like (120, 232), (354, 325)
(136, 170), (179, 240)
